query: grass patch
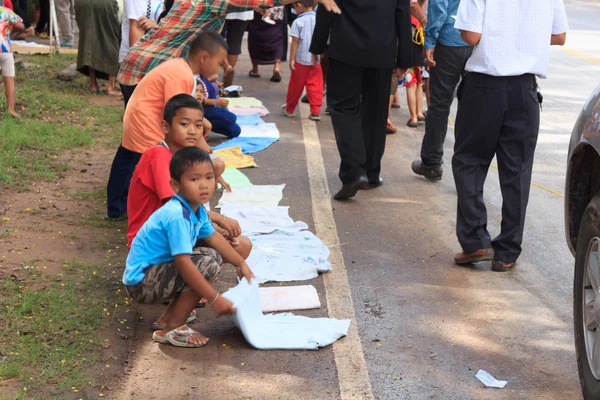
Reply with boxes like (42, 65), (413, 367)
(68, 186), (107, 202)
(0, 54), (122, 191)
(0, 259), (123, 397)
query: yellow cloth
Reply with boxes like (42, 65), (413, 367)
(226, 97), (264, 108)
(213, 146), (257, 169)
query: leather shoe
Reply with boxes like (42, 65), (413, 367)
(334, 175), (369, 200)
(492, 259), (517, 272)
(454, 248), (494, 265)
(360, 177), (384, 190)
(411, 159), (443, 182)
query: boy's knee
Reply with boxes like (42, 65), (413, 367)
(236, 235), (252, 260)
(229, 123), (241, 138)
(212, 157), (225, 177)
(191, 247), (222, 282)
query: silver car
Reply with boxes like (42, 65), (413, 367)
(565, 83), (600, 399)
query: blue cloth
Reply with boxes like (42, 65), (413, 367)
(424, 0), (468, 49)
(235, 113), (265, 126)
(123, 195), (215, 285)
(213, 136), (278, 154)
(205, 106), (242, 138)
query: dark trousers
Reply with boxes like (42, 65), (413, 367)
(327, 58), (391, 184)
(204, 106), (241, 138)
(421, 44), (472, 168)
(452, 72), (540, 263)
(12, 0), (30, 28)
(120, 83), (137, 109)
(106, 145), (142, 218)
(36, 0), (50, 34)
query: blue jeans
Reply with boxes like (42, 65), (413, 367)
(204, 106), (241, 138)
(106, 145), (141, 218)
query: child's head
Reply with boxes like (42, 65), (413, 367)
(169, 147), (215, 208)
(188, 31), (229, 78)
(293, 0), (314, 14)
(162, 94), (204, 151)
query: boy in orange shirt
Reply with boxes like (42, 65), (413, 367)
(107, 31), (229, 219)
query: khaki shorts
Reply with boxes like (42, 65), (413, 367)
(0, 53), (15, 78)
(126, 247), (222, 304)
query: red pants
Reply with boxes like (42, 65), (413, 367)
(285, 63), (323, 115)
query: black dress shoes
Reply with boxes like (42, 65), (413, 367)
(333, 175), (369, 200)
(360, 177), (384, 190)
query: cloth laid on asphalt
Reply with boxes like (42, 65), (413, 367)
(220, 205), (308, 235)
(220, 168), (253, 189)
(213, 146), (257, 169)
(229, 106), (270, 117)
(226, 97), (264, 108)
(223, 278), (349, 350)
(245, 230), (332, 283)
(239, 123), (280, 139)
(259, 285), (321, 312)
(216, 185), (285, 209)
(234, 112), (265, 126)
(213, 136), (278, 154)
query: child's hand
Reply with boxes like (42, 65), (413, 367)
(220, 216), (242, 237)
(216, 99), (229, 108)
(290, 60), (295, 71)
(236, 263), (254, 283)
(210, 295), (235, 316)
(311, 54), (319, 66)
(218, 176), (232, 193)
(137, 16), (156, 31)
(198, 137), (213, 154)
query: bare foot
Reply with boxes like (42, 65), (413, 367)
(106, 89), (121, 97)
(8, 109), (19, 118)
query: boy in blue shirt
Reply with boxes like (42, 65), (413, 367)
(124, 147), (254, 348)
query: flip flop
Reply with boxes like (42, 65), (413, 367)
(152, 309), (197, 330)
(386, 121), (398, 133)
(391, 104), (401, 109)
(88, 87), (101, 95)
(249, 71), (261, 78)
(223, 67), (235, 87)
(270, 72), (282, 82)
(152, 325), (208, 348)
(407, 120), (418, 128)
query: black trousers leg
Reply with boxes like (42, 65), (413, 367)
(452, 74), (504, 253)
(327, 58), (366, 184)
(106, 145), (142, 218)
(361, 67), (393, 183)
(420, 44), (472, 168)
(36, 0), (50, 34)
(493, 77), (540, 263)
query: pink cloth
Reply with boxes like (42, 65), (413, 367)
(229, 106), (270, 117)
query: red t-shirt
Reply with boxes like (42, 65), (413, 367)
(127, 145), (174, 248)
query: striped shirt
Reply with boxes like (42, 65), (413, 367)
(118, 0), (282, 86)
(289, 10), (316, 66)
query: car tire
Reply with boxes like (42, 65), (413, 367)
(574, 194), (600, 399)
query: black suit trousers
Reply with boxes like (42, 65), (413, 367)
(327, 58), (392, 184)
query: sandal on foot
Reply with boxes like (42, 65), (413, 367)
(249, 71), (261, 78)
(407, 120), (418, 128)
(391, 104), (401, 109)
(386, 121), (398, 133)
(270, 72), (282, 82)
(153, 325), (207, 348)
(152, 309), (197, 330)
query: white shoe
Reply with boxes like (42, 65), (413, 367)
(309, 114), (321, 121)
(281, 104), (294, 118)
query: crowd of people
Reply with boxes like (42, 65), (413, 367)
(0, 0), (570, 347)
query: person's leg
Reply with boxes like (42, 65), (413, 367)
(285, 64), (309, 114)
(306, 64), (323, 115)
(88, 68), (98, 92)
(271, 61), (281, 82)
(327, 58), (367, 185)
(235, 235), (252, 259)
(55, 0), (73, 43)
(249, 60), (260, 77)
(492, 75), (540, 265)
(106, 145), (142, 218)
(4, 77), (18, 118)
(360, 67), (393, 183)
(416, 85), (425, 120)
(406, 84), (417, 125)
(35, 0), (50, 35)
(107, 76), (120, 96)
(120, 84), (136, 110)
(420, 44), (473, 169)
(204, 107), (241, 138)
(452, 73), (505, 256)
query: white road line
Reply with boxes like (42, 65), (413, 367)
(299, 104), (374, 400)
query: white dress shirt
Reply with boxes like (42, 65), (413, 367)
(455, 0), (569, 78)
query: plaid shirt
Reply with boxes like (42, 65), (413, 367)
(118, 0), (282, 86)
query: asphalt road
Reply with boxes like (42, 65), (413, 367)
(117, 1), (600, 399)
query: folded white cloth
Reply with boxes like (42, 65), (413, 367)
(216, 185), (285, 208)
(220, 205), (308, 235)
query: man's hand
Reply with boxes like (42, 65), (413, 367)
(423, 48), (436, 67)
(220, 216), (241, 237)
(210, 295), (236, 316)
(317, 0), (341, 13)
(216, 98), (229, 108)
(290, 60), (295, 71)
(236, 263), (255, 283)
(137, 16), (156, 31)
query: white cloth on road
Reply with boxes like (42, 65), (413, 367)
(239, 123), (280, 139)
(260, 285), (321, 312)
(216, 185), (285, 208)
(246, 231), (332, 283)
(220, 205), (308, 235)
(224, 278), (349, 350)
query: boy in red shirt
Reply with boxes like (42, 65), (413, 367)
(127, 94), (252, 260)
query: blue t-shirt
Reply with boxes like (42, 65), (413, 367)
(123, 194), (215, 285)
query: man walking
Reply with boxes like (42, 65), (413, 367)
(55, 0), (75, 47)
(411, 0), (472, 181)
(310, 0), (413, 200)
(451, 0), (568, 271)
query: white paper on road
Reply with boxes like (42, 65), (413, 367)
(239, 123), (280, 139)
(224, 278), (349, 350)
(260, 285), (321, 312)
(246, 231), (332, 283)
(216, 185), (285, 208)
(476, 370), (508, 388)
(220, 204), (308, 235)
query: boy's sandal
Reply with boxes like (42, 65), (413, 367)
(152, 309), (197, 330)
(248, 71), (261, 78)
(152, 325), (207, 348)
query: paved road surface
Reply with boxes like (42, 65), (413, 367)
(118, 1), (600, 398)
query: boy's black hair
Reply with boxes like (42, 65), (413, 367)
(189, 30), (229, 56)
(163, 94), (204, 125)
(294, 0), (315, 8)
(170, 147), (213, 182)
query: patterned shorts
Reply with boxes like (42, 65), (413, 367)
(126, 247), (222, 304)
